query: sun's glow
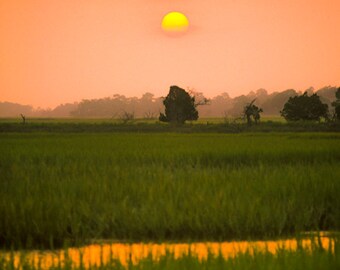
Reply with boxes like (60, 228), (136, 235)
(161, 12), (189, 34)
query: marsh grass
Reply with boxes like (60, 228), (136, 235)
(0, 132), (339, 248)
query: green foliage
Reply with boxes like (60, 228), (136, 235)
(280, 92), (329, 121)
(0, 133), (339, 249)
(159, 86), (198, 124)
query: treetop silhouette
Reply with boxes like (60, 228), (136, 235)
(159, 86), (199, 124)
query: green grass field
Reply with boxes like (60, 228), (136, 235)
(1, 118), (339, 133)
(0, 131), (339, 249)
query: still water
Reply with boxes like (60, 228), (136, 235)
(2, 234), (334, 269)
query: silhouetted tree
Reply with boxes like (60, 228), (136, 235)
(119, 111), (135, 124)
(332, 87), (340, 121)
(20, 114), (26, 124)
(144, 111), (157, 119)
(243, 99), (263, 125)
(159, 86), (199, 124)
(280, 92), (329, 121)
(187, 88), (210, 107)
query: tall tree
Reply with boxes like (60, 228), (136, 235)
(159, 86), (199, 124)
(280, 92), (329, 121)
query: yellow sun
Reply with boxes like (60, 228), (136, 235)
(161, 12), (189, 35)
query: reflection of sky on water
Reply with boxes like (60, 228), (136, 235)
(2, 235), (334, 269)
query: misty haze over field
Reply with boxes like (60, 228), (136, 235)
(0, 86), (338, 118)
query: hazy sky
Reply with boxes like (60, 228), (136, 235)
(1, 0), (339, 108)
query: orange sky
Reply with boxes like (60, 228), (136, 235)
(1, 0), (339, 108)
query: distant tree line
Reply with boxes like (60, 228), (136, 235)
(0, 86), (338, 119)
(159, 86), (338, 125)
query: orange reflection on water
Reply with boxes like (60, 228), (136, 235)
(2, 235), (334, 269)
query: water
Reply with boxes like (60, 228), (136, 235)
(1, 233), (334, 269)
